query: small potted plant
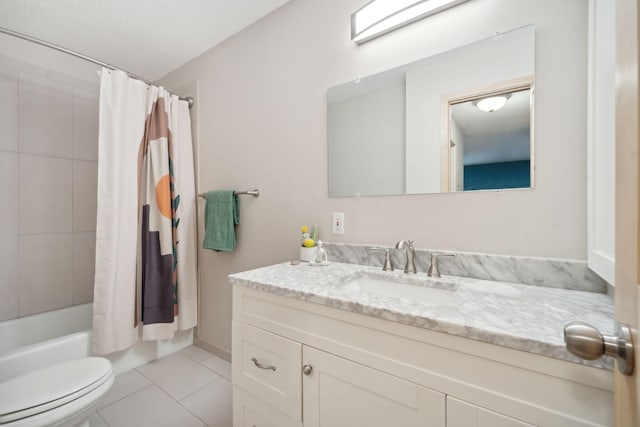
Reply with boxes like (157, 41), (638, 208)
(299, 225), (318, 262)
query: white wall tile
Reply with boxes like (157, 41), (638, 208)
(19, 73), (73, 158)
(19, 233), (72, 316)
(0, 235), (19, 321)
(0, 152), (19, 321)
(0, 66), (19, 152)
(73, 160), (98, 231)
(73, 87), (99, 161)
(72, 232), (96, 305)
(0, 151), (18, 235)
(19, 154), (72, 234)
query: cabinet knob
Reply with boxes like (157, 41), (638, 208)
(302, 364), (313, 376)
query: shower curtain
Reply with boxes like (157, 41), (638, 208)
(92, 69), (197, 355)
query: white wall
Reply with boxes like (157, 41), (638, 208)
(328, 81), (405, 196)
(159, 0), (589, 357)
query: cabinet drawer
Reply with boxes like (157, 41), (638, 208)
(233, 386), (302, 427)
(232, 320), (302, 420)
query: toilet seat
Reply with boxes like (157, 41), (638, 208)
(0, 357), (113, 425)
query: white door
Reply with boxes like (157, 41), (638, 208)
(569, 1), (638, 423)
(614, 0), (639, 424)
(302, 346), (445, 427)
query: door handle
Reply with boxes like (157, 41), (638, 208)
(564, 322), (634, 375)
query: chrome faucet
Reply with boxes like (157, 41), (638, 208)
(395, 240), (416, 274)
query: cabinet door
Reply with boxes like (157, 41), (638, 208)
(302, 346), (445, 427)
(447, 396), (534, 427)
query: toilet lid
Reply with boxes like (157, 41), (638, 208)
(0, 357), (113, 423)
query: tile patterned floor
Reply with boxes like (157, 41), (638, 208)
(89, 345), (232, 427)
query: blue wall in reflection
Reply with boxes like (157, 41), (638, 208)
(464, 160), (530, 191)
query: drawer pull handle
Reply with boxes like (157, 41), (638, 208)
(251, 357), (276, 371)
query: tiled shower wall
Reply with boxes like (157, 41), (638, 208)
(0, 54), (99, 321)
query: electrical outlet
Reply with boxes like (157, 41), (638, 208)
(332, 212), (345, 235)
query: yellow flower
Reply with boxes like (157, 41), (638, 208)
(303, 238), (315, 247)
(300, 225), (309, 233)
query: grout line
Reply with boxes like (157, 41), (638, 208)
(199, 355), (232, 380)
(94, 408), (111, 427)
(97, 383), (155, 413)
(178, 396), (211, 427)
(148, 381), (211, 426)
(178, 374), (224, 403)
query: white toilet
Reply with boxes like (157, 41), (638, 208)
(0, 357), (114, 427)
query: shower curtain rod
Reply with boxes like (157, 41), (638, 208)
(0, 26), (194, 108)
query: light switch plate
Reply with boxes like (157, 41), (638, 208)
(332, 212), (344, 234)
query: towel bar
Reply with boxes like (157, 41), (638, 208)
(198, 189), (260, 198)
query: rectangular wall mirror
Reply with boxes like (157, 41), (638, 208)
(327, 25), (535, 197)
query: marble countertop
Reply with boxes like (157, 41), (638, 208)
(229, 261), (615, 370)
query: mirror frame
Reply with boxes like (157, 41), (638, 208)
(440, 75), (535, 192)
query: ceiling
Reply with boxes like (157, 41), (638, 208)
(0, 0), (291, 81)
(451, 89), (532, 165)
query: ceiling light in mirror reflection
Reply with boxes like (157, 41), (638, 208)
(475, 95), (509, 112)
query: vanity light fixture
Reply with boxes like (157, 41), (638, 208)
(351, 0), (470, 45)
(475, 95), (509, 112)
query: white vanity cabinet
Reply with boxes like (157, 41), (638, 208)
(232, 321), (445, 427)
(231, 285), (613, 427)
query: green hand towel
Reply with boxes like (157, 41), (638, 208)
(203, 190), (239, 252)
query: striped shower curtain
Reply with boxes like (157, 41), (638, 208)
(92, 69), (197, 355)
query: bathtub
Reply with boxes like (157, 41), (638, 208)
(0, 303), (193, 382)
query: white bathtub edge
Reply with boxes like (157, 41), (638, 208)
(0, 328), (194, 381)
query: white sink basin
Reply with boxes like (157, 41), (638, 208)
(341, 276), (456, 306)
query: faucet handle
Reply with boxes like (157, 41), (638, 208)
(428, 252), (456, 278)
(369, 247), (394, 271)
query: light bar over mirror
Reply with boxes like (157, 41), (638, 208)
(351, 0), (471, 44)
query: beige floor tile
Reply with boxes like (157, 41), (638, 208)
(201, 355), (232, 380)
(179, 344), (214, 362)
(98, 385), (204, 427)
(98, 369), (152, 409)
(136, 352), (221, 401)
(181, 378), (232, 427)
(87, 411), (108, 427)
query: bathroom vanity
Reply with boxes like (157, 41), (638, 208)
(229, 260), (613, 427)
